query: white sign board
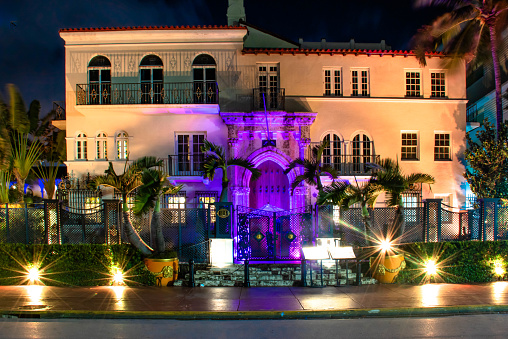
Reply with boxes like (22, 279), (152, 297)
(302, 247), (330, 260)
(329, 246), (356, 260)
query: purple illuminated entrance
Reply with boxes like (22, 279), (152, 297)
(249, 160), (289, 210)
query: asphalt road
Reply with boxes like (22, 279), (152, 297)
(0, 314), (507, 338)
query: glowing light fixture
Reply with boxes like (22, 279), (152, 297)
(27, 266), (40, 284)
(111, 266), (124, 285)
(424, 259), (437, 276)
(493, 260), (505, 277)
(210, 239), (233, 268)
(379, 239), (393, 252)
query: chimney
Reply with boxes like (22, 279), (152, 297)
(321, 38), (326, 49)
(227, 0), (246, 26)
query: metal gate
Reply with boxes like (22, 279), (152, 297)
(236, 206), (312, 261)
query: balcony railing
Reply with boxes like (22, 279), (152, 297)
(162, 154), (204, 177)
(76, 82), (219, 105)
(322, 154), (381, 176)
(253, 88), (285, 110)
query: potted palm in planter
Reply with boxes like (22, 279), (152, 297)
(133, 159), (183, 286)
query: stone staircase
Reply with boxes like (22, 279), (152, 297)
(174, 263), (377, 287)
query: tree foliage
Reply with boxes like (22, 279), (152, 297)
(412, 0), (508, 135)
(464, 119), (508, 198)
(284, 140), (339, 195)
(201, 139), (260, 202)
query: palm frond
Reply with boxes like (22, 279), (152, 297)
(12, 133), (43, 179)
(228, 157), (261, 180)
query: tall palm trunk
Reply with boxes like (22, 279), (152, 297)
(121, 197), (153, 256)
(152, 201), (165, 253)
(361, 203), (373, 246)
(392, 204), (405, 240)
(488, 24), (504, 137)
(13, 170), (24, 202)
(220, 178), (229, 203)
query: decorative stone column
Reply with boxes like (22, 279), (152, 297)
(230, 186), (250, 208)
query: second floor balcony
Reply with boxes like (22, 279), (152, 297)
(76, 81), (219, 106)
(253, 88), (285, 111)
(162, 154), (204, 177)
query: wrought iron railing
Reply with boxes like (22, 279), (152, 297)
(321, 154), (381, 176)
(253, 88), (285, 110)
(76, 82), (219, 105)
(53, 101), (66, 120)
(163, 154), (204, 176)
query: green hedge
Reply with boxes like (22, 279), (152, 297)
(0, 244), (155, 286)
(394, 241), (508, 284)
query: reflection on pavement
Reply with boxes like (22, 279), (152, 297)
(492, 281), (507, 303)
(421, 284), (441, 307)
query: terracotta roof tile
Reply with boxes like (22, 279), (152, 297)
(242, 48), (444, 57)
(59, 25), (246, 33)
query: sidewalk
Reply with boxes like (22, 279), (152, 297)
(1, 283), (508, 319)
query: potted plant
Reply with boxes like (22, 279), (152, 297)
(132, 158), (183, 286)
(143, 250), (179, 287)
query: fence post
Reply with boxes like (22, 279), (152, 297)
(178, 209), (182, 259)
(103, 199), (121, 244)
(5, 204), (10, 242)
(479, 198), (499, 241)
(424, 199), (442, 242)
(43, 199), (60, 244)
(24, 203), (29, 244)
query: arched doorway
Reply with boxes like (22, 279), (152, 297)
(249, 160), (289, 210)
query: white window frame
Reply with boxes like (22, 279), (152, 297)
(75, 133), (87, 160)
(351, 68), (369, 97)
(430, 71), (446, 98)
(405, 70), (422, 97)
(175, 132), (206, 174)
(322, 132), (342, 172)
(323, 68), (342, 96)
(116, 131), (129, 160)
(401, 131), (419, 161)
(95, 132), (108, 160)
(434, 132), (451, 161)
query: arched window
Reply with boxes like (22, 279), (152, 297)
(140, 55), (163, 104)
(96, 132), (108, 160)
(76, 133), (88, 160)
(352, 133), (373, 174)
(322, 133), (342, 173)
(88, 56), (111, 104)
(116, 132), (128, 160)
(192, 54), (217, 103)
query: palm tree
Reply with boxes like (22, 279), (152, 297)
(92, 157), (159, 256)
(318, 178), (385, 246)
(373, 158), (435, 241)
(11, 133), (43, 202)
(412, 0), (508, 136)
(201, 139), (261, 202)
(284, 141), (339, 195)
(133, 161), (183, 253)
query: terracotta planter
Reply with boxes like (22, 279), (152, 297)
(144, 258), (179, 286)
(370, 254), (405, 284)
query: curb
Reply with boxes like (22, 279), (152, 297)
(2, 305), (508, 320)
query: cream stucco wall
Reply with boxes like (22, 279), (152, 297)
(60, 27), (467, 208)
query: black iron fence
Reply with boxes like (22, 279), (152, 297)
(0, 200), (233, 264)
(76, 82), (219, 105)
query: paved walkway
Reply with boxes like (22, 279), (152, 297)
(1, 283), (508, 319)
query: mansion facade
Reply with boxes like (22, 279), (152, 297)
(58, 6), (467, 211)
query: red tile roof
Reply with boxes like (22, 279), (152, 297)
(59, 25), (247, 33)
(242, 48), (444, 57)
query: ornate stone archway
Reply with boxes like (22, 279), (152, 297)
(230, 146), (305, 210)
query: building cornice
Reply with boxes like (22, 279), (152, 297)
(301, 96), (468, 104)
(60, 27), (248, 45)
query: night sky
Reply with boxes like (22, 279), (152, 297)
(0, 0), (447, 115)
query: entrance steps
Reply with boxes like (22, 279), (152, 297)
(175, 263), (378, 287)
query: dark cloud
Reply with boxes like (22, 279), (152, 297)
(0, 0), (447, 115)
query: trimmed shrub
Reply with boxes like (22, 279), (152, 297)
(395, 241), (508, 284)
(0, 244), (155, 286)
